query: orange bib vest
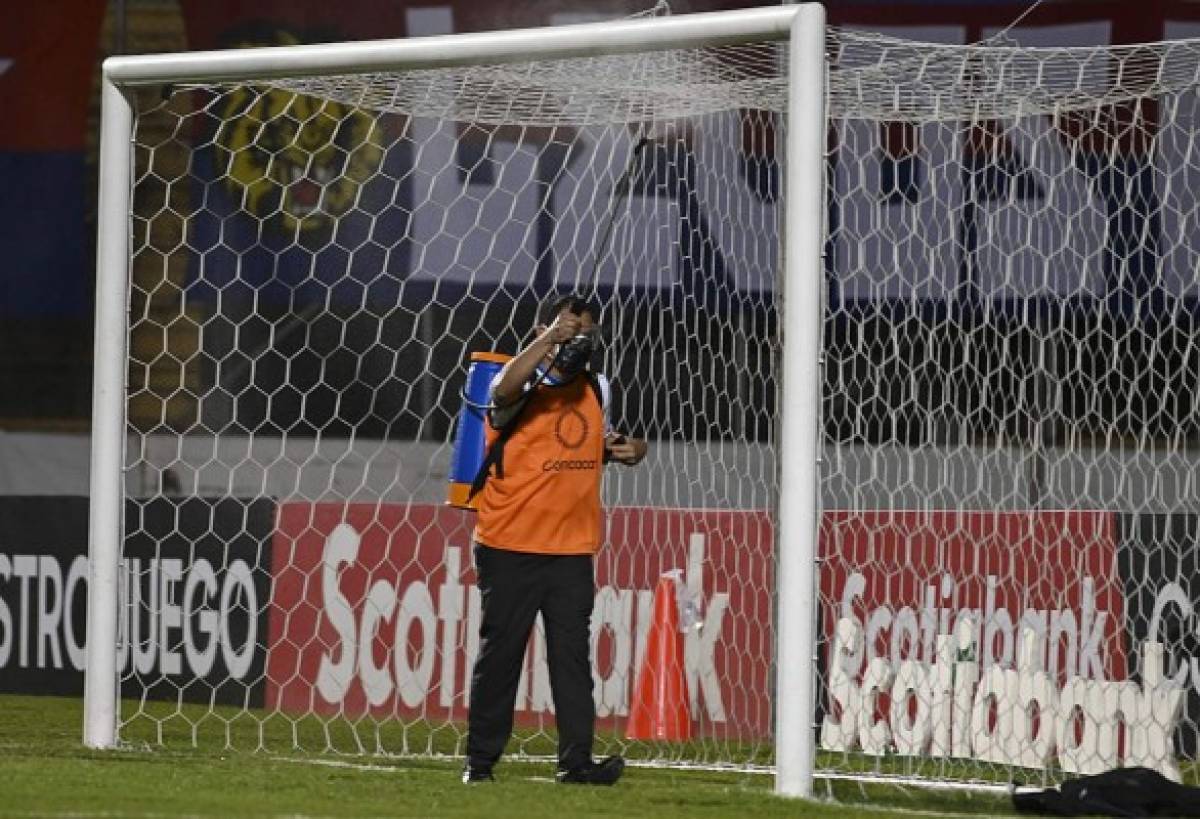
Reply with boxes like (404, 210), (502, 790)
(473, 375), (605, 555)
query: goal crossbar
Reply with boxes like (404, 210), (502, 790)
(102, 7), (801, 86)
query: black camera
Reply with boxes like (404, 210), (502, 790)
(554, 330), (598, 378)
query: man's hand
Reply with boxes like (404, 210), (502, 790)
(494, 312), (583, 407)
(544, 311), (583, 345)
(605, 433), (647, 466)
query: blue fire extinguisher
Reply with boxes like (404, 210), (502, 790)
(447, 351), (512, 510)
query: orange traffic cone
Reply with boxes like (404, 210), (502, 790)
(626, 573), (692, 741)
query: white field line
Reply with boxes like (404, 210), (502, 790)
(270, 756), (409, 774)
(269, 753), (1015, 796)
(815, 770), (1013, 795)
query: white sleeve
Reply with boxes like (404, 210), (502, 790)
(488, 372), (529, 429)
(597, 373), (613, 435)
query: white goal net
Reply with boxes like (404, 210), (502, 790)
(112, 21), (788, 767)
(817, 30), (1200, 790)
(94, 7), (1200, 793)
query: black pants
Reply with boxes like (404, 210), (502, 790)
(466, 543), (595, 771)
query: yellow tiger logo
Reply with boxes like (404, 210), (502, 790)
(213, 31), (385, 237)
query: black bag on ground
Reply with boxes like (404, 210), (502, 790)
(1012, 767), (1200, 817)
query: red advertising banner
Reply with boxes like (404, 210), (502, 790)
(265, 505), (1128, 749)
(0, 3), (106, 151)
(819, 510), (1127, 686)
(266, 503), (776, 738)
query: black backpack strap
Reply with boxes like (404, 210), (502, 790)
(467, 394), (529, 502)
(585, 371), (604, 412)
(468, 372), (607, 502)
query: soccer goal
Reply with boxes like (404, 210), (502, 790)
(86, 2), (1200, 800)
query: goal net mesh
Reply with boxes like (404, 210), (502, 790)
(116, 22), (1200, 787)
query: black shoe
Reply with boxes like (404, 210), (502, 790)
(461, 766), (495, 784)
(556, 755), (625, 785)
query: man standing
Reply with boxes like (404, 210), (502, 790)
(463, 293), (647, 785)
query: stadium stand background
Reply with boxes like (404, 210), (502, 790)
(1, 0), (1197, 493)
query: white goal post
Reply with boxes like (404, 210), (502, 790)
(87, 4), (827, 798)
(86, 0), (1200, 802)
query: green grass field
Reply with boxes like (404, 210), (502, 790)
(2, 694), (1016, 818)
